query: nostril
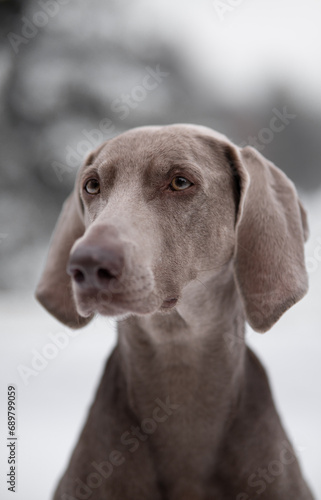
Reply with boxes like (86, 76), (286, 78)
(97, 268), (114, 281)
(73, 269), (85, 283)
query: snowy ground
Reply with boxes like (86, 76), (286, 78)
(0, 191), (320, 500)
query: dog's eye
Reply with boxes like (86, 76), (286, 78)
(170, 176), (193, 191)
(84, 179), (100, 195)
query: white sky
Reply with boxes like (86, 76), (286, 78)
(130, 0), (321, 107)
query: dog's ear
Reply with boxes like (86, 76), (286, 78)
(229, 145), (309, 333)
(36, 188), (93, 329)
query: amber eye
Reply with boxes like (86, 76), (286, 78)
(169, 176), (193, 191)
(84, 179), (100, 195)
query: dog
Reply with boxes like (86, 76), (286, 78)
(36, 124), (314, 499)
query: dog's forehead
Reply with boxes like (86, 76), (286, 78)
(84, 125), (230, 178)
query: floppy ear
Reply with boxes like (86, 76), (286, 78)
(36, 189), (93, 329)
(230, 145), (309, 333)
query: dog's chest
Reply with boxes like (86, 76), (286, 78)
(125, 343), (233, 488)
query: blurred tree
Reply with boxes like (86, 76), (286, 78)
(0, 0), (320, 289)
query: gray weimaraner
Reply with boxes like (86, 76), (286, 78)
(36, 124), (314, 499)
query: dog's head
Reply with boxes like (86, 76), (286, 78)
(36, 124), (309, 333)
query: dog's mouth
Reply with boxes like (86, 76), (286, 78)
(69, 253), (181, 319)
(161, 297), (178, 309)
(72, 280), (177, 317)
(73, 283), (179, 318)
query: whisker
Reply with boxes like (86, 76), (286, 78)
(195, 257), (232, 274)
(195, 278), (208, 290)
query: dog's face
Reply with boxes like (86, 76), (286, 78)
(36, 124), (309, 332)
(69, 125), (238, 318)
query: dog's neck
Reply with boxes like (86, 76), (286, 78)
(117, 262), (247, 416)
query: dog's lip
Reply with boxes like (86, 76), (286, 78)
(76, 292), (177, 316)
(75, 288), (162, 316)
(161, 297), (178, 309)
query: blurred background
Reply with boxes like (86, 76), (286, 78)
(0, 0), (320, 499)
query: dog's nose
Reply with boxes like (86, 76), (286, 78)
(67, 244), (125, 289)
